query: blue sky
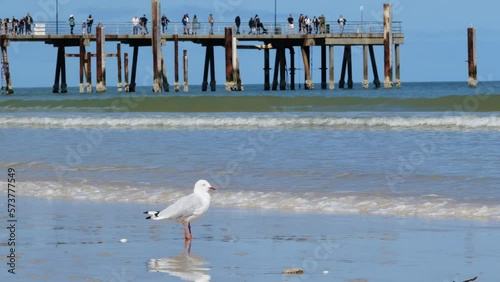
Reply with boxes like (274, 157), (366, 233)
(2, 0), (499, 88)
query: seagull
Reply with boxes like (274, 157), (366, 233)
(144, 180), (216, 240)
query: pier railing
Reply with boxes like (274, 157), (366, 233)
(0, 21), (401, 36)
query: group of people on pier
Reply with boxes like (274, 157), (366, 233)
(286, 14), (347, 34)
(0, 13), (34, 35)
(132, 14), (149, 35)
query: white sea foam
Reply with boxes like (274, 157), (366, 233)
(14, 181), (500, 221)
(1, 114), (500, 130)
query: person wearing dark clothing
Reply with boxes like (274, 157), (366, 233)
(25, 12), (33, 34)
(248, 17), (255, 34)
(140, 14), (149, 34)
(86, 15), (93, 34)
(161, 14), (169, 33)
(69, 15), (75, 34)
(235, 15), (241, 35)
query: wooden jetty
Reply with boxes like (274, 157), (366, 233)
(0, 2), (404, 94)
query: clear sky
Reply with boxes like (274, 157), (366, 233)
(2, 0), (499, 88)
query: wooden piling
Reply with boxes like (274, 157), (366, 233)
(117, 44), (122, 92)
(161, 52), (169, 92)
(202, 46), (210, 92)
(124, 52), (129, 92)
(301, 46), (313, 89)
(96, 25), (106, 93)
(183, 50), (188, 92)
(272, 49), (280, 91)
(279, 48), (286, 90)
(52, 47), (61, 93)
(467, 27), (477, 87)
(264, 48), (270, 91)
(369, 45), (381, 88)
(347, 46), (353, 89)
(329, 45), (334, 90)
(339, 46), (347, 89)
(152, 0), (162, 92)
(362, 45), (369, 88)
(60, 46), (67, 93)
(129, 46), (138, 92)
(232, 37), (242, 91)
(85, 51), (92, 93)
(209, 45), (216, 91)
(1, 44), (14, 94)
(383, 3), (393, 89)
(224, 27), (234, 91)
(395, 44), (401, 88)
(79, 37), (85, 93)
(320, 45), (326, 89)
(289, 47), (295, 90)
(174, 35), (179, 92)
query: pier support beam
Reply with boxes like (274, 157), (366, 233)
(1, 44), (14, 94)
(467, 27), (477, 87)
(117, 44), (122, 92)
(224, 27), (234, 91)
(85, 51), (92, 93)
(264, 48), (270, 90)
(369, 45), (381, 88)
(339, 46), (347, 89)
(279, 48), (286, 90)
(79, 38), (85, 93)
(289, 47), (295, 90)
(124, 52), (129, 92)
(152, 0), (162, 92)
(202, 45), (216, 91)
(96, 25), (106, 93)
(347, 46), (353, 89)
(129, 46), (138, 92)
(395, 44), (401, 88)
(161, 52), (169, 92)
(183, 50), (188, 92)
(329, 45), (334, 90)
(174, 35), (179, 92)
(301, 46), (313, 89)
(320, 45), (327, 89)
(53, 46), (67, 93)
(383, 3), (393, 89)
(272, 49), (279, 90)
(362, 45), (369, 88)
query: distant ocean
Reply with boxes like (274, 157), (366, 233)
(2, 82), (500, 220)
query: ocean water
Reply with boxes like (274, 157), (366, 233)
(1, 82), (500, 220)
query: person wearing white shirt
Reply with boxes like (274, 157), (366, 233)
(132, 16), (139, 35)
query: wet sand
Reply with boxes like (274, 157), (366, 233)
(0, 196), (498, 281)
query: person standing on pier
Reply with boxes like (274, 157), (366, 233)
(69, 15), (75, 35)
(140, 14), (149, 34)
(132, 16), (139, 35)
(192, 15), (198, 35)
(338, 15), (346, 34)
(86, 15), (93, 34)
(248, 17), (255, 34)
(161, 14), (169, 33)
(287, 14), (294, 34)
(25, 13), (33, 35)
(313, 16), (319, 34)
(235, 15), (241, 35)
(319, 14), (326, 34)
(208, 14), (214, 35)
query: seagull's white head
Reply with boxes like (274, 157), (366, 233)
(194, 179), (216, 194)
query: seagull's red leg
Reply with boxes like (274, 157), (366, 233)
(182, 221), (189, 240)
(188, 222), (193, 240)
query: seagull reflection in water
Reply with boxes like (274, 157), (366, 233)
(148, 240), (210, 282)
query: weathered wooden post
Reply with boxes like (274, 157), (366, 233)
(467, 27), (477, 87)
(395, 44), (401, 88)
(232, 36), (242, 90)
(161, 52), (169, 92)
(264, 48), (270, 90)
(60, 46), (67, 93)
(279, 48), (286, 90)
(79, 37), (85, 93)
(174, 36), (179, 92)
(369, 45), (381, 88)
(96, 24), (106, 93)
(183, 50), (188, 92)
(224, 27), (234, 91)
(329, 45), (334, 90)
(347, 45), (353, 89)
(202, 45), (215, 92)
(301, 46), (313, 89)
(289, 47), (295, 90)
(339, 46), (347, 89)
(152, 0), (162, 92)
(383, 3), (393, 89)
(1, 42), (14, 94)
(124, 52), (129, 92)
(129, 46), (138, 92)
(320, 45), (326, 89)
(52, 46), (62, 93)
(362, 45), (369, 88)
(117, 43), (122, 92)
(85, 51), (93, 93)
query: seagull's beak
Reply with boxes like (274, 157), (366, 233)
(209, 186), (216, 191)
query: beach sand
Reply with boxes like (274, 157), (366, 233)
(1, 197), (498, 281)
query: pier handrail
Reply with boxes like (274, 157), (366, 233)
(0, 21), (402, 36)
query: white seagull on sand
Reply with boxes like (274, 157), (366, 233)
(144, 180), (216, 240)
